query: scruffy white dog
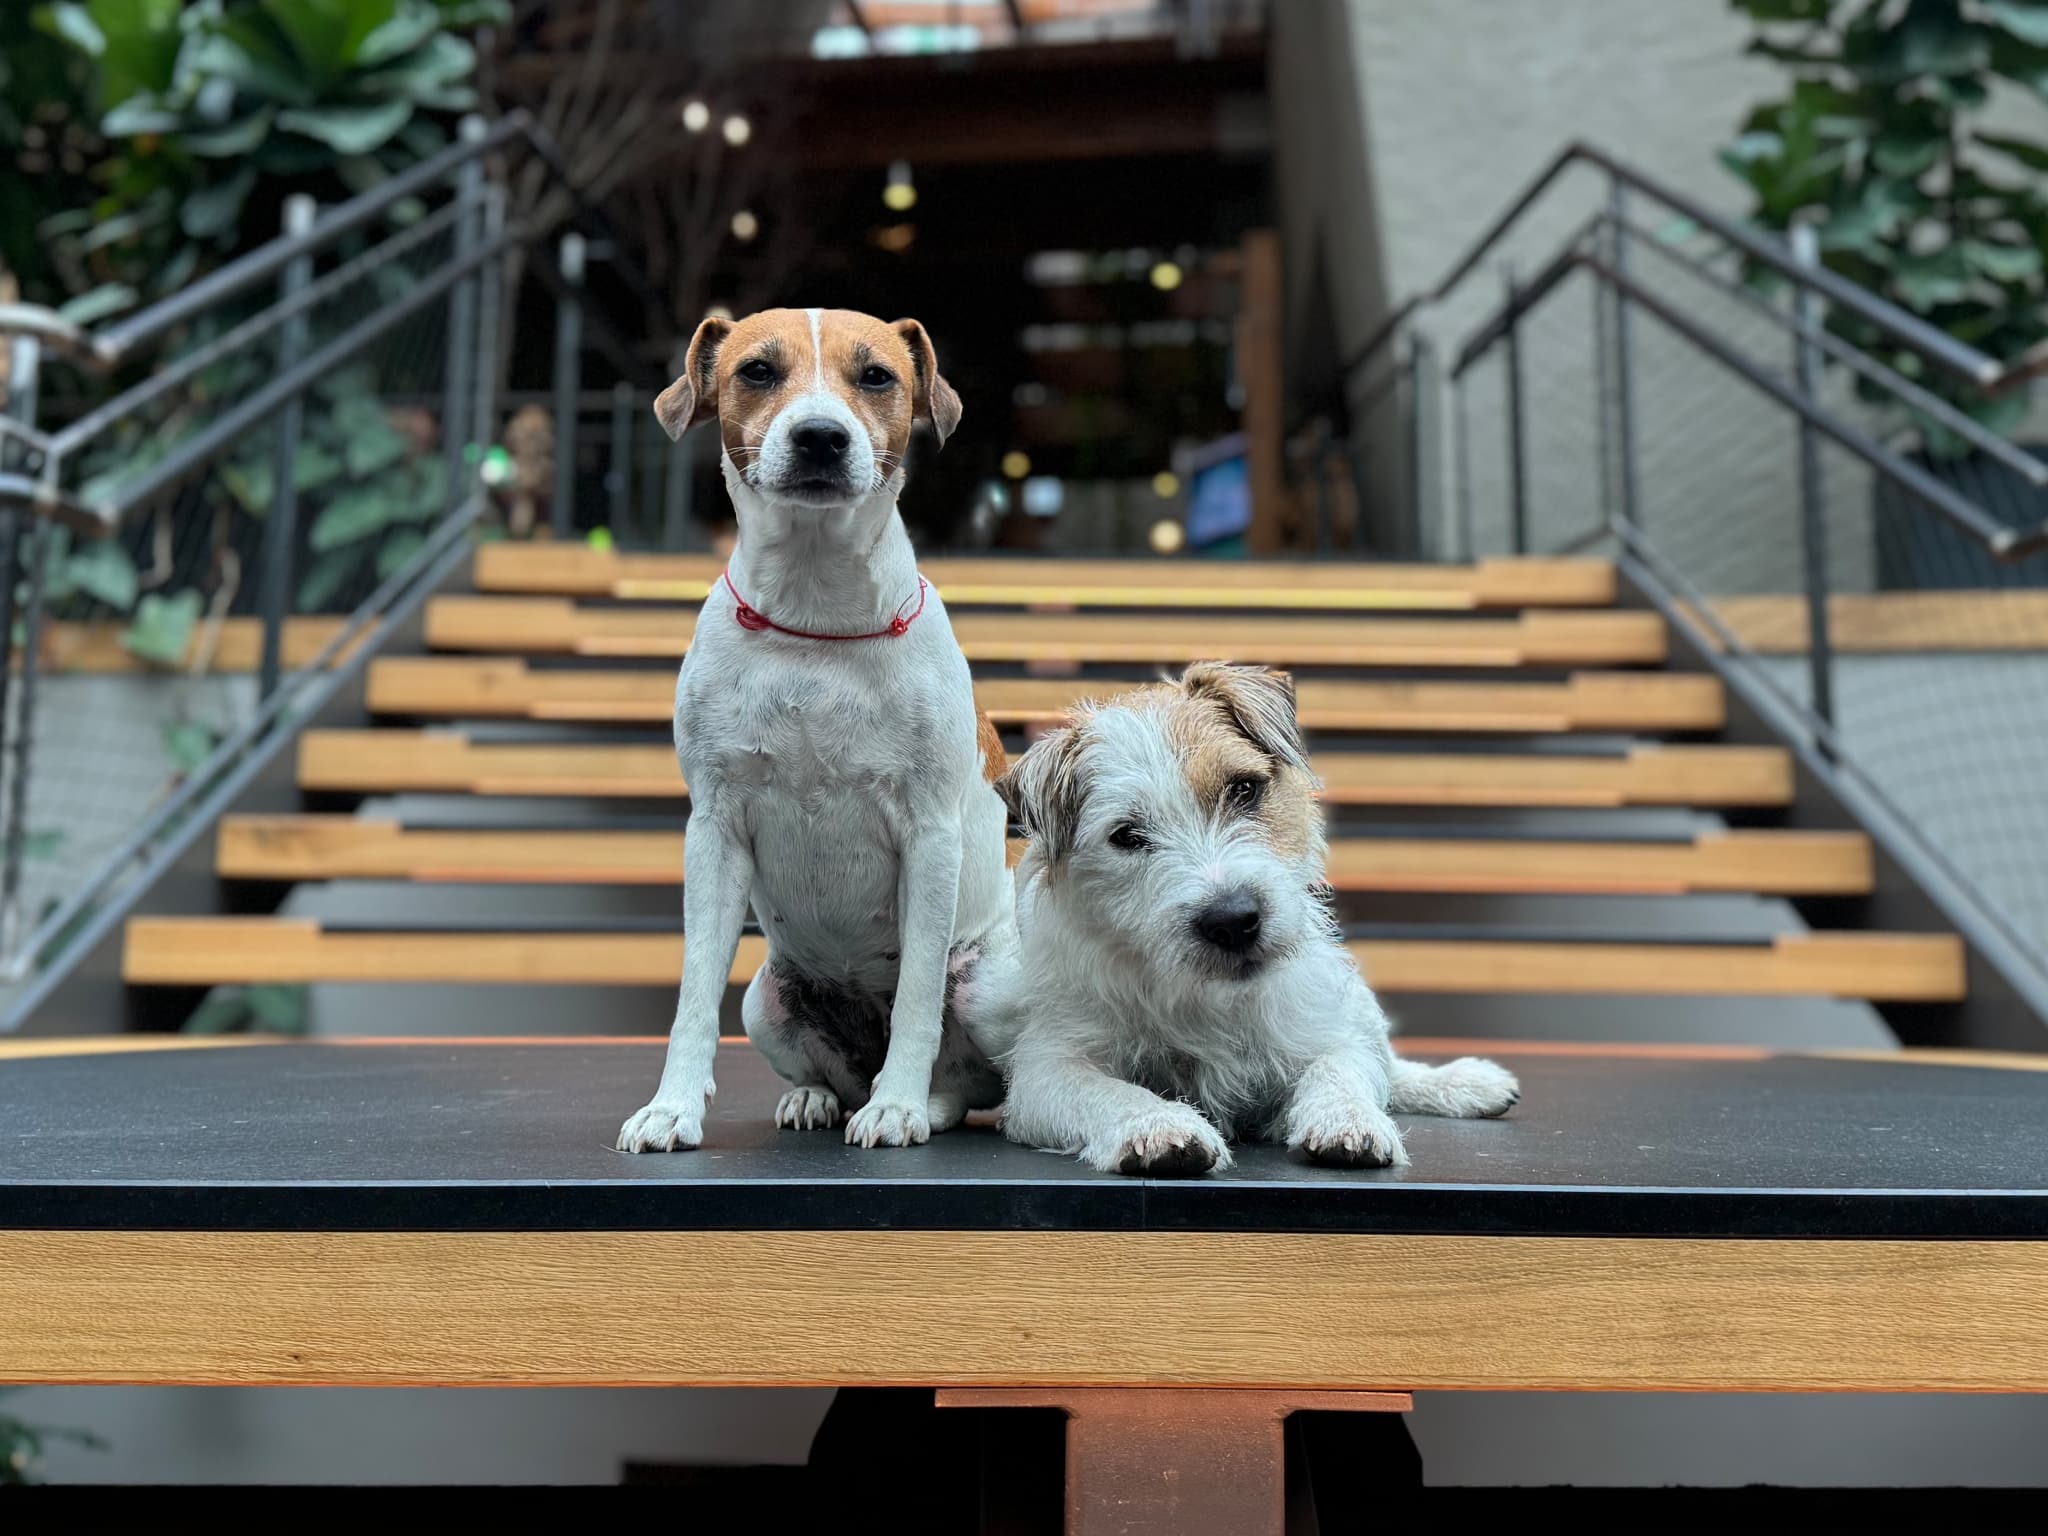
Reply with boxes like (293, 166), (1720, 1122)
(993, 662), (1520, 1174)
(615, 308), (1014, 1154)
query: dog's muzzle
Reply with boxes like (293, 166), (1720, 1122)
(776, 415), (858, 500)
(1190, 888), (1268, 974)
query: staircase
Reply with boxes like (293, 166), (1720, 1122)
(4, 133), (2044, 1056)
(91, 544), (1972, 1050)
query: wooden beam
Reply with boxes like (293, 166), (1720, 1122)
(123, 921), (1964, 1001)
(1694, 592), (2048, 654)
(423, 597), (1669, 667)
(472, 545), (1619, 610)
(367, 659), (1724, 732)
(217, 817), (1872, 897)
(299, 732), (1793, 807)
(32, 617), (354, 675)
(8, 1228), (2044, 1389)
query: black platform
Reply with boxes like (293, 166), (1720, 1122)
(4, 1040), (2046, 1238)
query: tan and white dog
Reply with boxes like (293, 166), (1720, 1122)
(616, 308), (1015, 1153)
(994, 663), (1520, 1174)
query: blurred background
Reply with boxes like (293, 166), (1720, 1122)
(5, 0), (2048, 1494)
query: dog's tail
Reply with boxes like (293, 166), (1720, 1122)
(1387, 1056), (1521, 1119)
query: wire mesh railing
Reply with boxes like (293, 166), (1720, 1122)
(1346, 142), (2048, 1016)
(0, 109), (653, 993)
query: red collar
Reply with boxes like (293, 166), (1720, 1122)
(722, 569), (929, 641)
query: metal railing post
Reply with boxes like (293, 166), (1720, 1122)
(1451, 368), (1475, 562)
(609, 381), (633, 538)
(551, 232), (587, 540)
(471, 182), (506, 503)
(1405, 335), (1433, 557)
(1791, 222), (1837, 735)
(0, 332), (43, 961)
(1608, 178), (1641, 529)
(259, 194), (317, 698)
(442, 115), (486, 501)
(1502, 263), (1530, 555)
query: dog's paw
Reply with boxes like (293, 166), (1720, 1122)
(844, 1094), (930, 1149)
(1293, 1105), (1408, 1169)
(616, 1096), (705, 1153)
(1086, 1105), (1233, 1177)
(1432, 1057), (1522, 1119)
(774, 1085), (842, 1130)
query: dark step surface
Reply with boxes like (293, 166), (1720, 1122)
(3, 1039), (2044, 1238)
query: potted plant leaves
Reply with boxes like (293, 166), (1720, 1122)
(1721, 0), (2048, 588)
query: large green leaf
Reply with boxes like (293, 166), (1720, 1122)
(344, 417), (410, 478)
(99, 93), (181, 135)
(1892, 244), (1973, 310)
(220, 457), (274, 513)
(180, 15), (315, 106)
(161, 718), (218, 774)
(64, 538), (139, 609)
(1961, 238), (2044, 283)
(258, 0), (352, 86)
(181, 106), (276, 156)
(374, 526), (426, 579)
(276, 97), (413, 154)
(246, 982), (308, 1034)
(122, 588), (202, 666)
(56, 281), (138, 325)
(357, 0), (440, 66)
(1987, 2), (2048, 48)
(86, 0), (182, 105)
(36, 3), (105, 57)
(1872, 131), (1943, 178)
(1817, 177), (1919, 255)
(310, 485), (401, 550)
(178, 163), (256, 238)
(1976, 130), (2048, 171)
(295, 547), (360, 610)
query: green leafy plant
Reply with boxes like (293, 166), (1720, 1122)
(0, 1390), (107, 1485)
(34, 0), (508, 307)
(1723, 0), (2048, 450)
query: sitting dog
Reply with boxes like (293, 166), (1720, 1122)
(617, 308), (1014, 1153)
(993, 662), (1519, 1174)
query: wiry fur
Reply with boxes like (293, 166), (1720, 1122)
(993, 664), (1520, 1175)
(617, 308), (1011, 1154)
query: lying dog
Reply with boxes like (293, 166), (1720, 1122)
(993, 662), (1519, 1174)
(617, 308), (1013, 1152)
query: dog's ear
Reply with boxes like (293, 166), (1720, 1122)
(653, 315), (733, 442)
(893, 318), (962, 448)
(994, 725), (1085, 863)
(1181, 661), (1311, 773)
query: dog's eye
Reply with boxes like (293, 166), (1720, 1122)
(1224, 775), (1268, 814)
(736, 359), (777, 386)
(1107, 823), (1150, 852)
(858, 365), (896, 390)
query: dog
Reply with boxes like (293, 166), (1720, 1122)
(992, 662), (1520, 1174)
(616, 308), (1016, 1153)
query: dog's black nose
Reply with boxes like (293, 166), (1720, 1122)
(1193, 892), (1263, 954)
(791, 419), (851, 466)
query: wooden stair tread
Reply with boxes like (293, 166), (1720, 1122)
(473, 545), (1618, 609)
(120, 919), (1965, 1001)
(367, 659), (1725, 732)
(423, 597), (1667, 667)
(297, 731), (1793, 807)
(217, 816), (1873, 895)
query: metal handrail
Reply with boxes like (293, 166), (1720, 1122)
(1, 106), (666, 381)
(1344, 140), (2017, 391)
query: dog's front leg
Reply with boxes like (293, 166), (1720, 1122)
(1005, 1037), (1233, 1175)
(845, 820), (961, 1148)
(1282, 1037), (1408, 1168)
(616, 807), (754, 1152)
